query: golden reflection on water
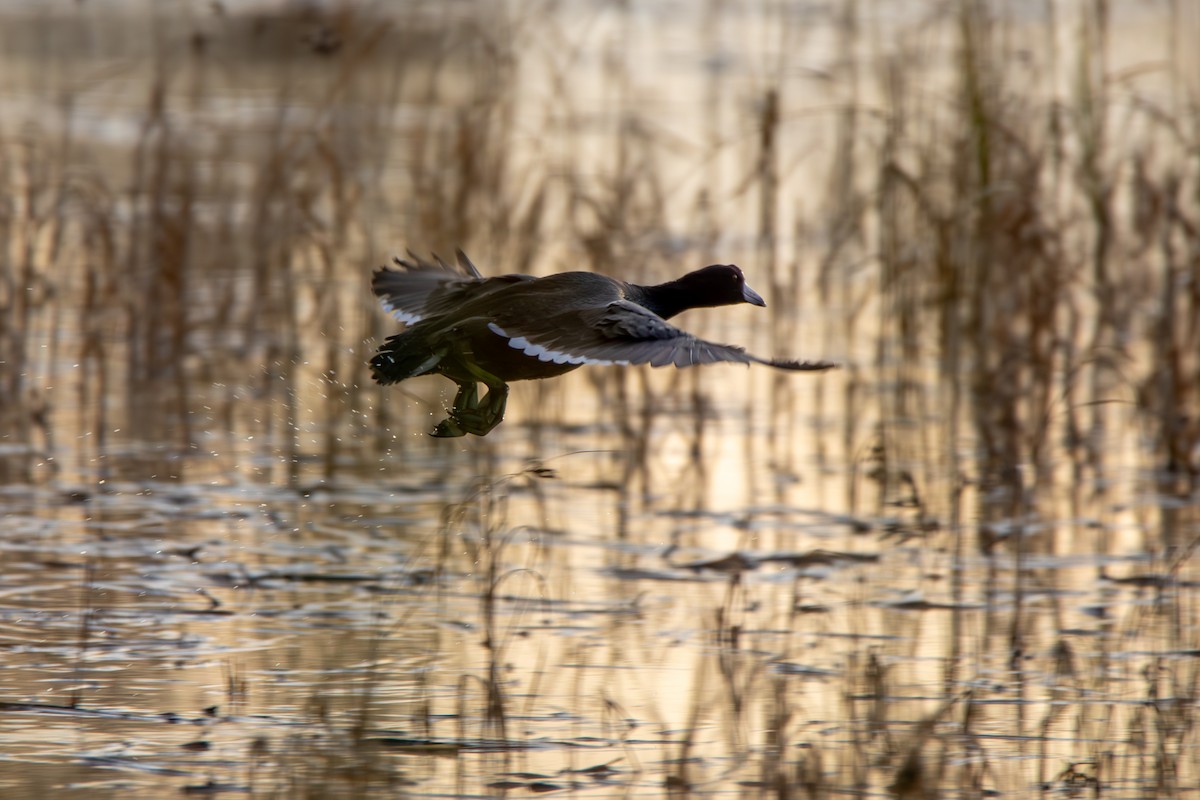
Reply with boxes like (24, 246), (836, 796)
(0, 1), (1199, 798)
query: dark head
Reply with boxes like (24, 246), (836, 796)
(675, 264), (766, 308)
(636, 263), (766, 319)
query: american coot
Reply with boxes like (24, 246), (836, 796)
(370, 251), (836, 437)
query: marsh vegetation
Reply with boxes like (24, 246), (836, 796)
(0, 1), (1198, 797)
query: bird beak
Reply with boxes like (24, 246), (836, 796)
(743, 283), (766, 307)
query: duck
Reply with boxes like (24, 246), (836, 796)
(370, 250), (835, 437)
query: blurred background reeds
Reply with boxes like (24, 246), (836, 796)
(0, 0), (1198, 797)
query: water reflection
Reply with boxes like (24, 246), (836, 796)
(1, 1), (1199, 798)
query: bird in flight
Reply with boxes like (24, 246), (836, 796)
(370, 251), (835, 437)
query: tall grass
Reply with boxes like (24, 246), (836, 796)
(1, 1), (1199, 795)
(0, 2), (1195, 483)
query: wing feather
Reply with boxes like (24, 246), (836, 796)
(490, 300), (837, 371)
(372, 251), (531, 324)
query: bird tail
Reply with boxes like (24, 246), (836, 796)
(370, 331), (440, 385)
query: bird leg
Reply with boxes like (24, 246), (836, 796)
(432, 380), (510, 437)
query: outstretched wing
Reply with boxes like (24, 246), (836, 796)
(372, 250), (529, 324)
(488, 300), (837, 371)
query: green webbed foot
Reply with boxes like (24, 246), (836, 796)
(431, 381), (510, 438)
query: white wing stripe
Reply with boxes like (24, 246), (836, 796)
(488, 323), (628, 367)
(381, 300), (423, 324)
